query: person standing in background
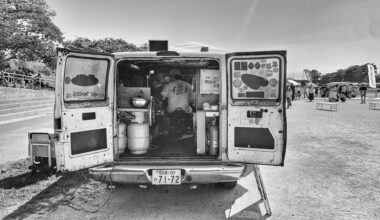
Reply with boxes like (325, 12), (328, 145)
(303, 86), (308, 98)
(286, 86), (293, 108)
(315, 87), (319, 98)
(296, 86), (301, 100)
(347, 84), (353, 98)
(359, 84), (367, 104)
(342, 85), (348, 98)
(291, 84), (295, 100)
(308, 85), (315, 102)
(329, 86), (338, 102)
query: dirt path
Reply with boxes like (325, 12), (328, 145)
(0, 158), (104, 219)
(0, 158), (59, 218)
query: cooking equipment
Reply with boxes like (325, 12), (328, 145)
(130, 97), (150, 108)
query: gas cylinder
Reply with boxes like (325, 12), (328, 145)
(131, 112), (145, 123)
(127, 123), (149, 154)
(208, 119), (218, 156)
(118, 121), (127, 154)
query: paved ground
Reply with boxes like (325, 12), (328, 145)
(0, 114), (53, 164)
(1, 98), (379, 219)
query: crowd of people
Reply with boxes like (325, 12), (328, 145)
(286, 83), (366, 108)
(286, 85), (319, 108)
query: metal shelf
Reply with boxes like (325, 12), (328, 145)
(118, 108), (149, 112)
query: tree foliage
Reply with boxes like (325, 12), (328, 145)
(0, 0), (146, 71)
(63, 37), (147, 53)
(304, 69), (321, 83)
(0, 0), (63, 68)
(319, 64), (379, 84)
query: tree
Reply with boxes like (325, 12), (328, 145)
(0, 0), (63, 69)
(319, 63), (378, 85)
(304, 69), (321, 83)
(345, 65), (367, 82)
(320, 73), (334, 84)
(63, 37), (147, 53)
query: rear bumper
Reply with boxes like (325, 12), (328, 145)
(89, 163), (249, 184)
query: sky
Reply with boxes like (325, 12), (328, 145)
(45, 0), (380, 78)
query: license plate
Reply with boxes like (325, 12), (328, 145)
(152, 170), (181, 185)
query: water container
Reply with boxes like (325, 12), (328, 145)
(118, 122), (127, 154)
(127, 123), (149, 154)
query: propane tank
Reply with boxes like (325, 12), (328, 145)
(131, 111), (145, 123)
(127, 123), (149, 154)
(208, 118), (218, 156)
(118, 121), (127, 154)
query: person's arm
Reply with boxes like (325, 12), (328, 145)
(161, 84), (169, 100)
(188, 85), (194, 101)
(186, 83), (196, 110)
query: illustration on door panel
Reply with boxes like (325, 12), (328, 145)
(231, 58), (280, 99)
(64, 57), (108, 101)
(71, 74), (99, 86)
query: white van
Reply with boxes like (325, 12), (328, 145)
(53, 44), (287, 188)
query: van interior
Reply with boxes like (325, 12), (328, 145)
(116, 58), (221, 159)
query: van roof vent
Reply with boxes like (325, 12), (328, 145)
(201, 47), (209, 52)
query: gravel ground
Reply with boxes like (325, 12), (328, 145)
(0, 160), (99, 220)
(0, 98), (379, 219)
(0, 158), (60, 218)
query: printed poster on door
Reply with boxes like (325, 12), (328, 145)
(200, 69), (220, 94)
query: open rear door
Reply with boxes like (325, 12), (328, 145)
(54, 48), (115, 171)
(226, 51), (287, 166)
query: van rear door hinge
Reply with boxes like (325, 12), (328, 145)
(57, 131), (69, 143)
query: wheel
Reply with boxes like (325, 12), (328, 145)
(220, 181), (237, 189)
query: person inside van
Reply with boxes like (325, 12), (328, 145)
(161, 69), (194, 135)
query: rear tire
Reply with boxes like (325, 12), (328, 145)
(220, 181), (237, 189)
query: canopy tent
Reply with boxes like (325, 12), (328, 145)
(326, 82), (359, 87)
(287, 79), (300, 85)
(306, 82), (318, 87)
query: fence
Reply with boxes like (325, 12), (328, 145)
(0, 71), (55, 90)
